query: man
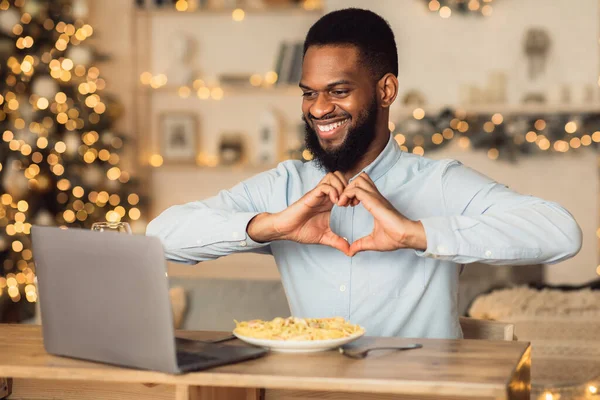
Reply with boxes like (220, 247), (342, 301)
(147, 8), (582, 339)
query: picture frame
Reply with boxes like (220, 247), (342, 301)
(160, 112), (199, 164)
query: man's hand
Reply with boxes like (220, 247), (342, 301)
(337, 173), (427, 256)
(247, 172), (352, 255)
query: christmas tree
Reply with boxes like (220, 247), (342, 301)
(0, 0), (146, 322)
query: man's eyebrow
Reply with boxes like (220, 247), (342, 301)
(299, 80), (354, 90)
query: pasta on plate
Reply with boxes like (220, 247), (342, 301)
(233, 316), (364, 341)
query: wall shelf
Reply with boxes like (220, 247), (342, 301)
(135, 4), (322, 17)
(139, 82), (600, 114)
(139, 84), (302, 96)
(396, 103), (600, 117)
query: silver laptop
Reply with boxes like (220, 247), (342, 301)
(31, 225), (267, 374)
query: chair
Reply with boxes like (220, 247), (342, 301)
(169, 286), (187, 329)
(459, 316), (516, 341)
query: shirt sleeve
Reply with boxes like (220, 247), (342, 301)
(415, 160), (582, 265)
(146, 161), (299, 264)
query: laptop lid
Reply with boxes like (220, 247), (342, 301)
(31, 225), (180, 373)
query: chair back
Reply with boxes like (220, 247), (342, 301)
(460, 316), (516, 341)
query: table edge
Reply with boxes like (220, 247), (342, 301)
(1, 365), (509, 397)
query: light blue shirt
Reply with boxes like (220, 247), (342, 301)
(146, 134), (582, 339)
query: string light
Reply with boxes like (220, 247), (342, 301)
(302, 0), (321, 10)
(491, 113), (503, 125)
(428, 0), (440, 11)
(149, 154), (164, 167)
(210, 87), (224, 100)
(128, 194), (140, 205)
(301, 149), (313, 160)
(413, 108), (425, 120)
(412, 146), (424, 156)
(426, 0), (493, 17)
(439, 6), (451, 18)
(175, 0), (188, 12)
(140, 72), (152, 85)
(178, 86), (191, 98)
(483, 121), (495, 132)
(197, 87), (210, 99)
(565, 121), (577, 134)
(250, 74), (262, 86)
(432, 133), (444, 145)
(487, 148), (499, 160)
(264, 71), (278, 85)
(232, 8), (245, 22)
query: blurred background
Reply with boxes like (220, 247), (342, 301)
(0, 0), (599, 397)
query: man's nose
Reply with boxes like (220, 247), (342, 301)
(309, 94), (335, 120)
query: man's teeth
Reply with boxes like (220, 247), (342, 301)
(317, 118), (348, 132)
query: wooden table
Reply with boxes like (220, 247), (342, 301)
(0, 325), (530, 400)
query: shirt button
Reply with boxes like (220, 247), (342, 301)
(485, 250), (493, 258)
(339, 285), (346, 292)
(239, 241), (247, 247)
(343, 237), (348, 242)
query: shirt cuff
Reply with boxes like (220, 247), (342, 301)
(228, 212), (271, 249)
(414, 217), (459, 259)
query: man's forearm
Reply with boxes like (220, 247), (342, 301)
(246, 212), (283, 243)
(405, 220), (427, 251)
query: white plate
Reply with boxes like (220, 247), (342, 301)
(232, 330), (365, 353)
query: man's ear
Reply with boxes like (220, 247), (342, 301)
(377, 73), (398, 108)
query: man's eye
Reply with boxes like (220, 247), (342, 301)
(302, 92), (316, 98)
(331, 90), (349, 96)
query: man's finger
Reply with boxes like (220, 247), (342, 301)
(338, 187), (372, 207)
(350, 174), (377, 193)
(348, 235), (376, 257)
(305, 183), (339, 207)
(334, 171), (348, 187)
(321, 232), (350, 255)
(320, 184), (340, 205)
(360, 172), (376, 186)
(325, 173), (346, 199)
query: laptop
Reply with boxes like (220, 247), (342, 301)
(31, 225), (268, 374)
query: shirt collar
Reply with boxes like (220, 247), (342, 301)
(352, 133), (402, 182)
(308, 133), (402, 182)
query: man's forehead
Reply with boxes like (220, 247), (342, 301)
(304, 45), (361, 67)
(301, 45), (365, 86)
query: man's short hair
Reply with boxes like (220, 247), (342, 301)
(303, 8), (398, 81)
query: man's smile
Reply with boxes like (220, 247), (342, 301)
(313, 117), (350, 140)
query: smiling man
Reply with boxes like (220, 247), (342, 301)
(147, 8), (582, 338)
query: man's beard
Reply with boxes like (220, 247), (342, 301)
(303, 97), (379, 174)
